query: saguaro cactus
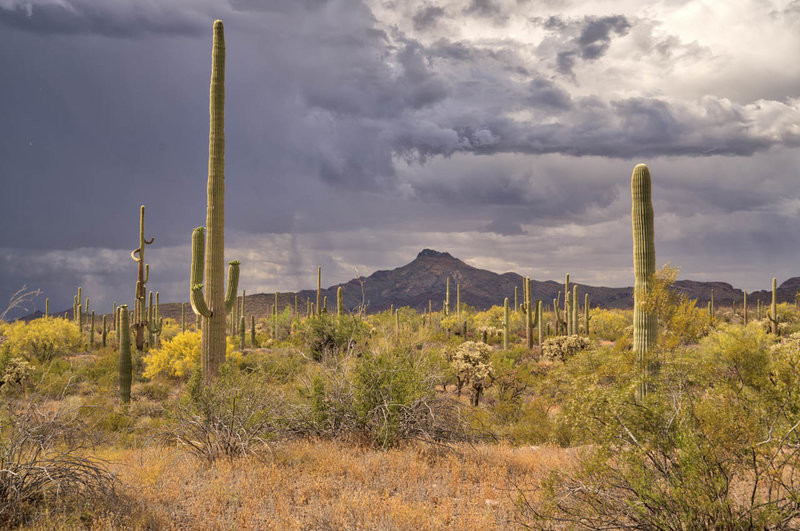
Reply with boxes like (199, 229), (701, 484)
(119, 305), (132, 403)
(767, 277), (778, 335)
(584, 293), (591, 336)
(445, 277), (450, 316)
(337, 286), (343, 317)
(456, 283), (461, 320)
(316, 266), (322, 316)
(537, 300), (543, 348)
(631, 163), (657, 398)
(503, 297), (509, 350)
(743, 291), (748, 326)
(131, 205), (154, 351)
(572, 285), (579, 336)
(190, 20), (240, 384)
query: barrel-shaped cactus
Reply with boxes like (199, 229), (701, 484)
(190, 20), (240, 383)
(631, 163), (657, 397)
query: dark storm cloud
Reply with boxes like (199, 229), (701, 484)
(2, 0), (800, 317)
(537, 15), (631, 76)
(0, 0), (209, 36)
(412, 4), (446, 31)
(464, 0), (504, 18)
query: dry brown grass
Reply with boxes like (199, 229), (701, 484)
(87, 440), (574, 530)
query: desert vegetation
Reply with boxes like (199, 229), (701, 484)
(4, 19), (800, 531)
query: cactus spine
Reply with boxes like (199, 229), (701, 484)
(631, 163), (657, 398)
(503, 297), (509, 350)
(119, 305), (132, 403)
(190, 20), (240, 383)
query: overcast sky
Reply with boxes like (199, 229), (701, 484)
(1, 0), (799, 317)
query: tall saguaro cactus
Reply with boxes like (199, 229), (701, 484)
(119, 305), (132, 404)
(316, 267), (322, 316)
(768, 277), (779, 335)
(190, 20), (240, 384)
(503, 297), (509, 350)
(131, 205), (154, 351)
(631, 163), (657, 398)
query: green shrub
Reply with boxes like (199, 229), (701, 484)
(297, 314), (368, 361)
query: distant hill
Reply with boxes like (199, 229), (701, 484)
(23, 249), (800, 322)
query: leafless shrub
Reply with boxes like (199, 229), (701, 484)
(1, 285), (43, 321)
(165, 373), (284, 461)
(0, 403), (118, 527)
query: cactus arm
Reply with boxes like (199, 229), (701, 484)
(131, 248), (141, 261)
(224, 261), (240, 314)
(190, 227), (212, 318)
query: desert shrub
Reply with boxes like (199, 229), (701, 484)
(587, 308), (630, 341)
(660, 298), (712, 349)
(143, 331), (236, 379)
(4, 317), (82, 362)
(296, 347), (475, 448)
(0, 403), (119, 527)
(450, 341), (494, 406)
(541, 335), (592, 362)
(256, 307), (295, 344)
(489, 347), (536, 422)
(520, 321), (800, 527)
(296, 314), (368, 361)
(168, 366), (282, 461)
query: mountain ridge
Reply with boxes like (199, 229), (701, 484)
(26, 249), (800, 322)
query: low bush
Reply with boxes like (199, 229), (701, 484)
(143, 331), (236, 379)
(3, 317), (82, 363)
(0, 403), (119, 527)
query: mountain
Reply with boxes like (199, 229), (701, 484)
(22, 250), (800, 322)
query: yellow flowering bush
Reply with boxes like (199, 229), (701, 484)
(143, 331), (237, 379)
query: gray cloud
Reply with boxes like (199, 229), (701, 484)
(0, 0), (211, 36)
(412, 4), (446, 30)
(2, 0), (800, 318)
(537, 15), (631, 76)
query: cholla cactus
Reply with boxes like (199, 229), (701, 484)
(450, 341), (494, 406)
(542, 335), (592, 362)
